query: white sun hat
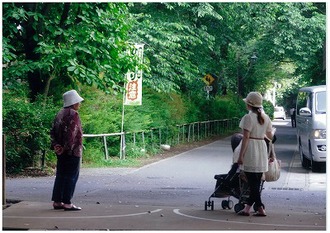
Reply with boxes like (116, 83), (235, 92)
(243, 92), (263, 108)
(63, 90), (84, 107)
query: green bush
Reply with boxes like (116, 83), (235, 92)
(212, 93), (246, 120)
(125, 143), (147, 158)
(3, 85), (57, 173)
(78, 87), (247, 164)
(3, 84), (255, 173)
(263, 100), (275, 119)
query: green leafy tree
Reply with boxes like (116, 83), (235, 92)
(3, 3), (137, 100)
(2, 83), (57, 173)
(2, 2), (326, 173)
(246, 3), (325, 94)
(129, 3), (222, 94)
(2, 3), (138, 172)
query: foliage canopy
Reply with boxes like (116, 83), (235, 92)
(2, 2), (326, 173)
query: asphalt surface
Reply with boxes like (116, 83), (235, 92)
(2, 120), (327, 231)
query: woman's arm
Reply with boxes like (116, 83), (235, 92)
(237, 129), (250, 165)
(265, 131), (273, 141)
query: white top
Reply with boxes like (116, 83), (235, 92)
(239, 111), (272, 172)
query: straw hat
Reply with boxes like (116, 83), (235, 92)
(63, 90), (84, 107)
(243, 92), (263, 108)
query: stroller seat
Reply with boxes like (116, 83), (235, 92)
(204, 133), (269, 212)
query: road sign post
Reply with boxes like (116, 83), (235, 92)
(204, 86), (213, 100)
(202, 74), (215, 86)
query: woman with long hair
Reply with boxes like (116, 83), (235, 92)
(237, 92), (274, 217)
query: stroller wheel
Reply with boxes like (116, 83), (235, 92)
(204, 200), (214, 211)
(234, 203), (245, 213)
(228, 200), (234, 209)
(221, 200), (228, 209)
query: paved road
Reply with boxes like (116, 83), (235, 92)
(3, 120), (327, 230)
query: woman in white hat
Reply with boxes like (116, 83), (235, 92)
(237, 92), (274, 217)
(50, 90), (84, 211)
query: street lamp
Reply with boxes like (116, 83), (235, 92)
(237, 52), (258, 96)
(250, 52), (258, 64)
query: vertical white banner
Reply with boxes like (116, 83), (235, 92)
(124, 72), (142, 105)
(124, 44), (144, 106)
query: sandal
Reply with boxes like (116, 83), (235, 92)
(237, 210), (250, 216)
(53, 202), (64, 210)
(64, 205), (82, 211)
(253, 212), (267, 217)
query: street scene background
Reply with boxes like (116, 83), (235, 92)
(3, 119), (326, 230)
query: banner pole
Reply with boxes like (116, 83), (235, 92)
(120, 43), (144, 159)
(120, 89), (126, 160)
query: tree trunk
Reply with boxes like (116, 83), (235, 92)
(22, 3), (44, 101)
(43, 73), (56, 108)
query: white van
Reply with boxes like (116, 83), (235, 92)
(296, 85), (326, 172)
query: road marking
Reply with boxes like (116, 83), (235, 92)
(284, 148), (307, 189)
(173, 209), (325, 229)
(3, 209), (163, 219)
(272, 120), (291, 126)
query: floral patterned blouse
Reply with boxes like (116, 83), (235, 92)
(50, 107), (83, 157)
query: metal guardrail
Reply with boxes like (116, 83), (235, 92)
(83, 118), (240, 160)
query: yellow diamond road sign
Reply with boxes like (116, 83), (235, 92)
(202, 74), (215, 85)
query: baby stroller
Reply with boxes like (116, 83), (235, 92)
(204, 133), (272, 213)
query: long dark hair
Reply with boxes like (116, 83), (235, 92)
(251, 106), (264, 125)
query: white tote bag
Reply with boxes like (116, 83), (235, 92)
(264, 142), (281, 182)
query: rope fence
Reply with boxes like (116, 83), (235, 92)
(83, 118), (240, 160)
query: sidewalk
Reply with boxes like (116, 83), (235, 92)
(3, 200), (326, 230)
(2, 126), (327, 231)
(3, 193), (326, 231)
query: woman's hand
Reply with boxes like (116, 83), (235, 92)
(54, 144), (64, 155)
(237, 156), (244, 165)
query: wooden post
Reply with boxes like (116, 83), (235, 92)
(3, 134), (6, 206)
(41, 150), (46, 170)
(142, 132), (145, 151)
(197, 122), (200, 140)
(103, 136), (109, 160)
(159, 128), (161, 147)
(188, 124), (191, 142)
(150, 129), (154, 149)
(121, 132), (126, 160)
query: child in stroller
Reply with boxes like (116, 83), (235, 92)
(204, 133), (276, 212)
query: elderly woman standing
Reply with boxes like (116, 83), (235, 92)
(237, 92), (274, 217)
(50, 90), (84, 211)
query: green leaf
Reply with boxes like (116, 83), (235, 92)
(67, 66), (75, 72)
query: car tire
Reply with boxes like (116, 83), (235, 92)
(311, 160), (320, 173)
(311, 160), (326, 173)
(299, 144), (310, 169)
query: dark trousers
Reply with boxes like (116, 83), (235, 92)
(291, 115), (296, 128)
(52, 154), (80, 204)
(244, 172), (263, 208)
